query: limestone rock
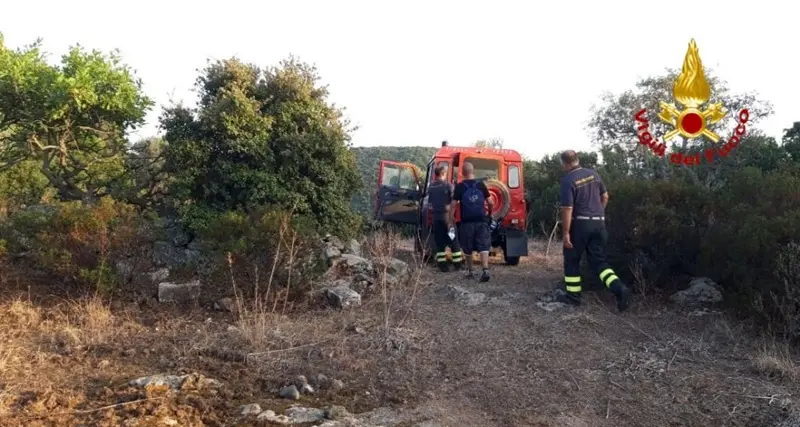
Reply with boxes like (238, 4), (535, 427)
(157, 280), (201, 303)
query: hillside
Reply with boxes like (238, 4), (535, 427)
(350, 146), (438, 217)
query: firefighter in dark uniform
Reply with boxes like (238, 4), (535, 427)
(428, 164), (463, 271)
(558, 150), (630, 311)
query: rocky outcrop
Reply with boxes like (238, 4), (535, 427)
(317, 235), (410, 310)
(670, 277), (723, 306)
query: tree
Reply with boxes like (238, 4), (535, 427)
(588, 70), (773, 187)
(783, 122), (800, 162)
(0, 35), (153, 202)
(474, 138), (504, 149)
(161, 56), (361, 235)
(524, 151), (599, 234)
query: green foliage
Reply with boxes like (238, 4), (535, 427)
(0, 160), (54, 215)
(161, 57), (361, 237)
(523, 152), (599, 234)
(588, 70), (773, 185)
(196, 207), (324, 293)
(0, 36), (153, 201)
(350, 146), (437, 217)
(0, 197), (154, 292)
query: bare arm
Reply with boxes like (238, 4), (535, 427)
(561, 207), (573, 237)
(601, 191), (609, 209)
(559, 178), (574, 240)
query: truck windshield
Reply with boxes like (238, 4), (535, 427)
(463, 157), (500, 180)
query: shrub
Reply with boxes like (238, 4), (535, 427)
(194, 206), (323, 299)
(0, 198), (155, 292)
(605, 165), (800, 334)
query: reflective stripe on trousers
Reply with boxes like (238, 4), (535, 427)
(565, 276), (581, 293)
(599, 268), (619, 288)
(451, 251), (463, 263)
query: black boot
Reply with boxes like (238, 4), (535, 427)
(479, 268), (490, 282)
(437, 262), (450, 273)
(555, 290), (582, 306)
(451, 262), (463, 271)
(609, 282), (631, 312)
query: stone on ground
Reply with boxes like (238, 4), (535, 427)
(157, 280), (201, 303)
(670, 277), (723, 305)
(447, 285), (487, 306)
(323, 285), (362, 309)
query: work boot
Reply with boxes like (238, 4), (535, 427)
(555, 290), (582, 306)
(479, 268), (490, 282)
(437, 262), (450, 273)
(610, 282), (631, 312)
(451, 262), (463, 271)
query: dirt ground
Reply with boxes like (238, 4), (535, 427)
(1, 240), (799, 426)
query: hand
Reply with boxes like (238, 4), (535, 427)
(563, 235), (573, 249)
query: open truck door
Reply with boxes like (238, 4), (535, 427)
(374, 160), (422, 224)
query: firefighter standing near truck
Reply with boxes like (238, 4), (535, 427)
(452, 162), (494, 282)
(428, 164), (463, 272)
(558, 150), (630, 311)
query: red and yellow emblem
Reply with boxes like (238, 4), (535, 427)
(658, 39), (728, 143)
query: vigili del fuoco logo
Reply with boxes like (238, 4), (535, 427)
(633, 39), (749, 166)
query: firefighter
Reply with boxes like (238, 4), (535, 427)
(452, 162), (494, 282)
(558, 150), (630, 311)
(429, 164), (463, 271)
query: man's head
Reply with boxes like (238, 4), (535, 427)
(462, 162), (475, 179)
(434, 164), (448, 180)
(560, 150), (579, 172)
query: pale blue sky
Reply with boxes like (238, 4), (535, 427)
(2, 0), (798, 159)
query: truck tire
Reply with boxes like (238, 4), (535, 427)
(484, 178), (511, 220)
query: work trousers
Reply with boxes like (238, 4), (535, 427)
(432, 218), (463, 268)
(563, 219), (622, 295)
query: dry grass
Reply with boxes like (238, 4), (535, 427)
(2, 234), (800, 426)
(752, 341), (800, 382)
(526, 238), (563, 271)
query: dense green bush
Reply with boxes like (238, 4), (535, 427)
(192, 207), (324, 297)
(0, 198), (155, 292)
(600, 165), (800, 328)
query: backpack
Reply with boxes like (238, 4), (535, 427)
(460, 180), (486, 221)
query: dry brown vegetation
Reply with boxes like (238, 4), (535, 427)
(0, 237), (799, 426)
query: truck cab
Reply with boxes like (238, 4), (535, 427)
(374, 141), (528, 265)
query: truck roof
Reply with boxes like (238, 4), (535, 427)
(434, 145), (523, 162)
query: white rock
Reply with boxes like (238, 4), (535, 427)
(239, 403), (262, 416)
(324, 286), (362, 309)
(158, 280), (201, 303)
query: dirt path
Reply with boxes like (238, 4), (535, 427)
(389, 252), (798, 427)
(1, 243), (798, 426)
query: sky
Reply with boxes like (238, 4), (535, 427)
(1, 0), (798, 160)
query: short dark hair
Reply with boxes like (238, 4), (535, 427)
(434, 165), (447, 177)
(560, 150), (579, 165)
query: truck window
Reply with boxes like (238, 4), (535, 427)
(435, 161), (450, 182)
(508, 165), (520, 188)
(381, 164), (418, 191)
(463, 157), (500, 180)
